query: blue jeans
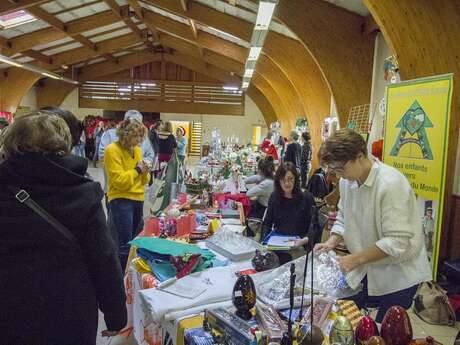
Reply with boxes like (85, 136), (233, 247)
(346, 276), (418, 323)
(108, 198), (144, 269)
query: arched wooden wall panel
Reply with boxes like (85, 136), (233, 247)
(0, 69), (40, 113)
(276, 0), (374, 125)
(364, 0), (460, 262)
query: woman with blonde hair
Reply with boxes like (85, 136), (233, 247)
(105, 119), (150, 269)
(157, 120), (177, 165)
(0, 111), (126, 344)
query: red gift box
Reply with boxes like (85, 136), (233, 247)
(144, 217), (160, 237)
(176, 214), (196, 236)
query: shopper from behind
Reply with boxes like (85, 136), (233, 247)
(0, 112), (127, 345)
(262, 162), (315, 264)
(300, 131), (312, 189)
(284, 130), (302, 172)
(105, 119), (150, 269)
(157, 121), (177, 166)
(40, 106), (83, 150)
(314, 129), (431, 322)
(245, 156), (275, 220)
(148, 119), (163, 157)
(176, 126), (187, 164)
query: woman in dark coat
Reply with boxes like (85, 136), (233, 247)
(0, 112), (127, 345)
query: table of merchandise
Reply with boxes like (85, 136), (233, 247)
(124, 240), (253, 345)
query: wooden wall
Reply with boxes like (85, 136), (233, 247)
(364, 0), (460, 263)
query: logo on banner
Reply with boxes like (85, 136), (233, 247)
(389, 100), (434, 159)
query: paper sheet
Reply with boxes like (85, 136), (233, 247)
(266, 235), (300, 248)
(158, 278), (207, 299)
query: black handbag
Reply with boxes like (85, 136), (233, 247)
(8, 186), (79, 247)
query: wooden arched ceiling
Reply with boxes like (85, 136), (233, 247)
(363, 0), (460, 262)
(0, 0), (335, 140)
(143, 0), (330, 134)
(275, 0), (375, 126)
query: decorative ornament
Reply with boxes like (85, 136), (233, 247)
(232, 275), (256, 320)
(381, 306), (413, 345)
(329, 316), (354, 345)
(355, 315), (380, 345)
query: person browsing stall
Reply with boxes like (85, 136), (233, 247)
(314, 129), (431, 322)
(262, 162), (315, 264)
(244, 156), (275, 219)
(104, 120), (150, 269)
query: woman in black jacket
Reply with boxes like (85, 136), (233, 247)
(0, 112), (126, 345)
(262, 162), (316, 264)
(284, 130), (302, 171)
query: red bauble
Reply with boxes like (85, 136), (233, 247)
(355, 316), (379, 345)
(381, 306), (413, 345)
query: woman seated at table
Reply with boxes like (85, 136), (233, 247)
(262, 162), (315, 264)
(244, 156), (275, 220)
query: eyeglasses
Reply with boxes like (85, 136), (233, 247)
(326, 162), (349, 173)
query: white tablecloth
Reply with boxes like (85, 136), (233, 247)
(127, 241), (252, 345)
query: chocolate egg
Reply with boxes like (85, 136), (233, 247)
(232, 275), (256, 320)
(355, 316), (379, 345)
(329, 316), (354, 345)
(381, 306), (413, 345)
(368, 336), (386, 345)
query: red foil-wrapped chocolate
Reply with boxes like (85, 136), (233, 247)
(381, 306), (413, 345)
(355, 316), (379, 345)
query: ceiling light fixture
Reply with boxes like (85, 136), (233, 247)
(255, 1), (276, 30)
(0, 55), (23, 68)
(0, 53), (79, 84)
(248, 47), (262, 61)
(223, 86), (239, 91)
(244, 69), (254, 78)
(240, 0), (278, 90)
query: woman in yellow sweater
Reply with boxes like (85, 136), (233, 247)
(105, 119), (150, 268)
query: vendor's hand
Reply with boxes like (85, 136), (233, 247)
(294, 237), (309, 247)
(314, 241), (336, 253)
(337, 254), (362, 273)
(101, 330), (119, 337)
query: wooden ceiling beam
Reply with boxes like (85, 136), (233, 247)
(77, 51), (162, 82)
(144, 0), (252, 41)
(5, 10), (120, 56)
(0, 0), (52, 15)
(21, 49), (53, 65)
(28, 5), (118, 63)
(103, 0), (155, 51)
(126, 0), (160, 42)
(50, 32), (143, 68)
(142, 9), (245, 61)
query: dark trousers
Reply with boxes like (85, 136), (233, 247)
(346, 276), (418, 323)
(108, 198), (144, 270)
(301, 163), (311, 189)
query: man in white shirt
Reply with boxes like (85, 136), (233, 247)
(315, 129), (431, 322)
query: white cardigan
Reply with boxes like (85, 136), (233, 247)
(331, 160), (432, 296)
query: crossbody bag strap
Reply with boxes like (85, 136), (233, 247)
(8, 186), (79, 246)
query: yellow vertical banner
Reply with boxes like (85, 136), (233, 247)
(383, 74), (453, 278)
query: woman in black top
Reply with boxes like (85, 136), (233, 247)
(263, 162), (315, 264)
(157, 121), (177, 165)
(300, 131), (312, 189)
(284, 131), (302, 172)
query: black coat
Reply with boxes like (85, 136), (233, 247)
(0, 153), (127, 345)
(284, 142), (302, 170)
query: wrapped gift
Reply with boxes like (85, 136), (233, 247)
(176, 214), (196, 236)
(144, 217), (160, 237)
